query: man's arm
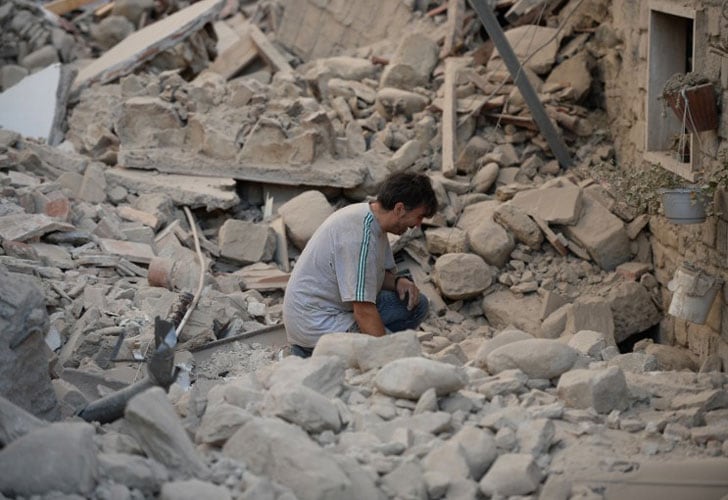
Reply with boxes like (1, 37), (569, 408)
(352, 301), (386, 337)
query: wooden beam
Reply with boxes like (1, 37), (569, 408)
(248, 24), (293, 74)
(441, 0), (465, 58)
(441, 58), (465, 178)
(44, 0), (102, 15)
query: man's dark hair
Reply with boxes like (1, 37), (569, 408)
(377, 172), (438, 217)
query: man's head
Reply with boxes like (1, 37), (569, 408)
(376, 172), (438, 234)
(377, 172), (438, 215)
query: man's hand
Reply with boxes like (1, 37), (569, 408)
(395, 277), (419, 311)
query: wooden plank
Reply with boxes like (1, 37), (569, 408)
(207, 24), (258, 80)
(441, 58), (464, 178)
(441, 0), (465, 58)
(248, 24), (293, 74)
(44, 0), (101, 15)
(94, 2), (114, 18)
(270, 216), (290, 272)
(485, 112), (539, 131)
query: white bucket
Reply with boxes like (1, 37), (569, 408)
(667, 264), (723, 324)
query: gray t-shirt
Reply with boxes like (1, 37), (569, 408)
(283, 202), (395, 347)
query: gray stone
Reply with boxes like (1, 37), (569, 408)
(608, 352), (659, 373)
(353, 330), (423, 371)
(124, 387), (209, 477)
(433, 253), (493, 300)
(223, 417), (363, 500)
(374, 357), (467, 400)
(568, 330), (610, 359)
(455, 136), (492, 175)
(112, 0), (155, 24)
(545, 51), (592, 102)
(386, 139), (426, 172)
(0, 65), (28, 91)
(0, 268), (57, 420)
(381, 461), (428, 500)
(278, 190), (334, 250)
(380, 33), (439, 89)
(557, 366), (630, 413)
(312, 333), (369, 368)
(77, 162), (108, 203)
(487, 338), (578, 378)
(20, 45), (59, 71)
(494, 203), (543, 250)
(472, 162), (500, 193)
(263, 383), (341, 433)
(160, 479), (231, 500)
(0, 396), (47, 447)
(422, 441), (471, 480)
(0, 422), (98, 497)
(481, 290), (543, 337)
(479, 453), (543, 497)
(473, 328), (534, 370)
(115, 97), (184, 148)
(564, 296), (615, 341)
(375, 87), (429, 119)
(258, 355), (346, 398)
(424, 226), (469, 255)
(98, 452), (169, 495)
(91, 15), (135, 50)
(195, 403), (252, 446)
(219, 219), (276, 264)
(451, 425), (498, 480)
(607, 281), (662, 343)
(516, 418), (555, 456)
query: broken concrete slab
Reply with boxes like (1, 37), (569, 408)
(105, 167), (239, 211)
(0, 213), (74, 242)
(510, 184), (582, 225)
(98, 238), (156, 264)
(118, 147), (369, 189)
(71, 0), (225, 97)
(0, 63), (75, 146)
(562, 194), (631, 271)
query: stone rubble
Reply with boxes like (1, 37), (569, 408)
(0, 0), (727, 498)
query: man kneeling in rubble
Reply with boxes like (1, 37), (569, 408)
(283, 172), (438, 358)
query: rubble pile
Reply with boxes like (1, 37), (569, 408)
(1, 0), (727, 498)
(0, 0), (86, 90)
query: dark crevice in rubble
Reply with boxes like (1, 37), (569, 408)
(617, 323), (660, 354)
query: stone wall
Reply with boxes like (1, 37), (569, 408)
(603, 0), (728, 368)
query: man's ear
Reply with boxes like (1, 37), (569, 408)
(394, 201), (406, 215)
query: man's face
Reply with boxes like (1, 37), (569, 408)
(391, 204), (429, 235)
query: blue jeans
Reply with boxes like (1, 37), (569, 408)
(289, 291), (429, 358)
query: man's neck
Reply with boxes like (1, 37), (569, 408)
(369, 200), (392, 232)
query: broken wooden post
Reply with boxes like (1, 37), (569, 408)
(441, 0), (466, 58)
(442, 58), (467, 178)
(467, 0), (572, 169)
